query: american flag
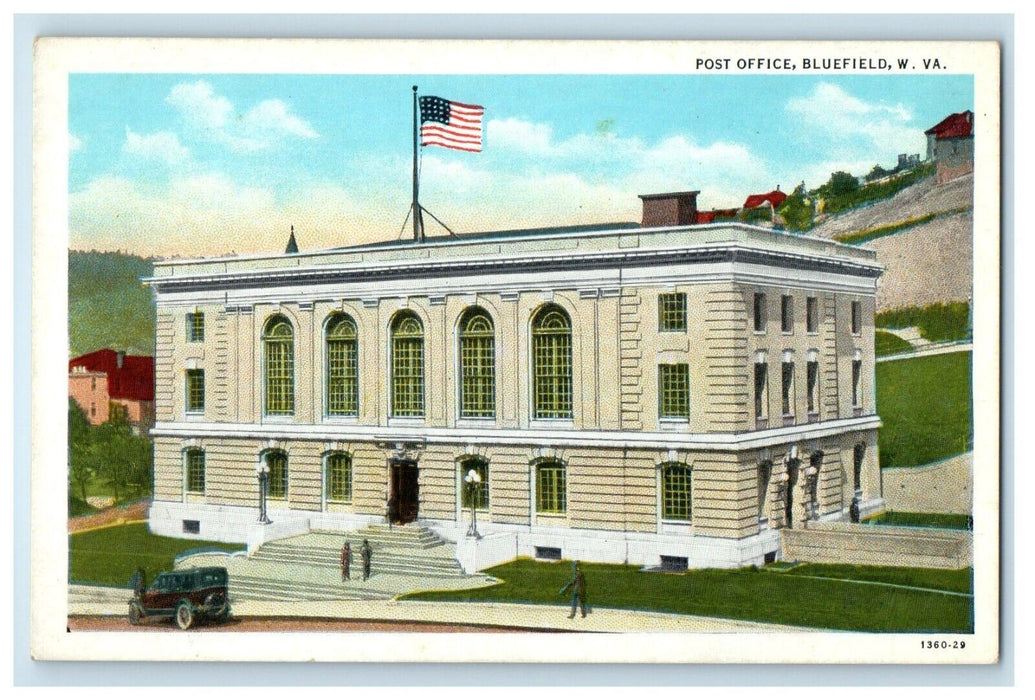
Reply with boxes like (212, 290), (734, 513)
(419, 96), (484, 153)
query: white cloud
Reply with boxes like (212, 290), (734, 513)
(243, 99), (319, 140)
(165, 80), (319, 153)
(786, 83), (923, 161)
(122, 128), (190, 166)
(69, 132), (82, 154)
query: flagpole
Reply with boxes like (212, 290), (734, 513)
(412, 85), (422, 243)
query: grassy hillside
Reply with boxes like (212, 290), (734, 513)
(69, 251), (155, 357)
(877, 351), (972, 467)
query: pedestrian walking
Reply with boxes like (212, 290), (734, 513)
(559, 560), (588, 619)
(340, 541), (352, 581)
(361, 538), (373, 581)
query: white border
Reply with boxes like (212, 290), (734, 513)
(32, 38), (1000, 664)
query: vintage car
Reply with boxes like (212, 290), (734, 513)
(128, 566), (231, 630)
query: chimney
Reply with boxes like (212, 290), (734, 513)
(638, 190), (700, 228)
(116, 351), (125, 369)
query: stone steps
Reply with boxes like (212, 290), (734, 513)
(229, 574), (391, 602)
(252, 525), (466, 579)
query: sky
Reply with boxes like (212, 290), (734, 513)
(68, 73), (973, 258)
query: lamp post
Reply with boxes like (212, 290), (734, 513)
(464, 469), (482, 539)
(256, 461), (271, 525)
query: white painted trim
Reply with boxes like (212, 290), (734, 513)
(152, 414), (881, 451)
(152, 258), (879, 309)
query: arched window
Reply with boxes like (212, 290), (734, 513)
(263, 316), (294, 416)
(185, 448), (205, 495)
(661, 464), (692, 521)
(459, 457), (489, 510)
(265, 450), (288, 499)
(459, 309), (495, 418)
(391, 312), (424, 417)
(325, 452), (352, 502)
(326, 314), (358, 417)
(531, 305), (572, 420)
(535, 460), (567, 514)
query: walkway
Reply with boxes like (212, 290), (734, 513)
(67, 585), (808, 633)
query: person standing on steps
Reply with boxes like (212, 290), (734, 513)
(559, 560), (588, 619)
(340, 541), (352, 581)
(361, 538), (373, 581)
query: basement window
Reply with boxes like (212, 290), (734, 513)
(534, 546), (562, 561)
(659, 555), (689, 572)
(182, 519), (201, 535)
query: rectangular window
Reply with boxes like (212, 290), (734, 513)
(781, 295), (793, 333)
(658, 293), (687, 332)
(536, 464), (567, 514)
(851, 301), (862, 335)
(806, 296), (819, 333)
(754, 362), (768, 420)
(852, 359), (863, 407)
(185, 369), (205, 413)
(753, 293), (766, 332)
(807, 361), (819, 414)
(781, 362), (794, 416)
(658, 364), (690, 420)
(187, 312), (205, 342)
(185, 451), (205, 494)
(326, 453), (352, 502)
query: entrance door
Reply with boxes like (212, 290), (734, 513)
(389, 460), (419, 524)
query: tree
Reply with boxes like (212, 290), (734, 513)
(823, 170), (860, 198)
(866, 164), (889, 182)
(68, 400), (93, 503)
(776, 183), (815, 232)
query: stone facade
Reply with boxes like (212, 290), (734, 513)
(147, 222), (883, 569)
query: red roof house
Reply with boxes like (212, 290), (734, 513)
(69, 350), (155, 431)
(924, 111), (974, 182)
(69, 349), (154, 401)
(924, 110), (974, 140)
(743, 189), (787, 210)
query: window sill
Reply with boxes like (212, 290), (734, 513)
(754, 418), (769, 430)
(388, 417), (426, 428)
(852, 406), (864, 417)
(457, 417), (497, 428)
(782, 415), (796, 427)
(658, 418), (690, 432)
(323, 415), (359, 424)
(263, 415), (296, 423)
(806, 331), (819, 336)
(753, 330), (767, 335)
(184, 412), (205, 421)
(806, 412), (820, 424)
(530, 419), (575, 430)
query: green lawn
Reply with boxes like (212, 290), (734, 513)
(865, 511), (973, 531)
(69, 523), (243, 587)
(778, 563), (972, 594)
(875, 330), (913, 357)
(402, 558), (972, 632)
(876, 351), (972, 467)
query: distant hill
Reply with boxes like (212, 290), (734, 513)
(69, 251), (155, 358)
(808, 173), (973, 312)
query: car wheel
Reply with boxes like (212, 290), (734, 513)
(128, 602), (143, 625)
(175, 601), (194, 630)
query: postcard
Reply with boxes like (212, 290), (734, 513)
(32, 38), (1000, 663)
